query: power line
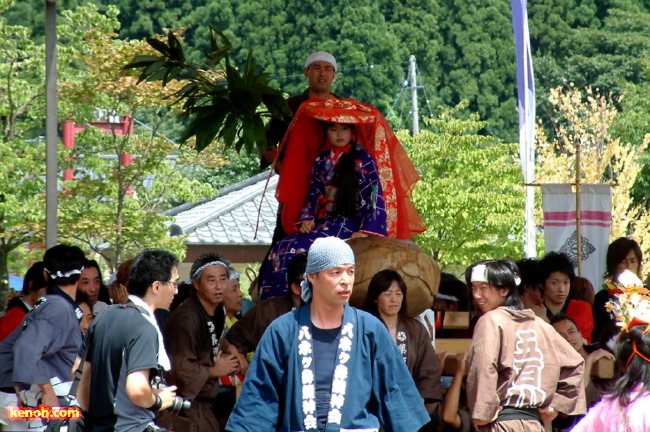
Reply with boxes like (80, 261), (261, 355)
(268, 63), (391, 81)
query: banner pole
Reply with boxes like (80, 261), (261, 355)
(575, 140), (582, 277)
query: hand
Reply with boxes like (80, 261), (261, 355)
(455, 352), (469, 377)
(436, 350), (451, 365)
(155, 385), (177, 411)
(351, 232), (368, 239)
(40, 387), (59, 409)
(586, 348), (615, 367)
(234, 353), (249, 376)
(210, 350), (240, 378)
(538, 406), (558, 426)
(300, 220), (315, 233)
(110, 283), (129, 304)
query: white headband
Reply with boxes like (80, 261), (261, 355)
(192, 261), (228, 279)
(304, 51), (337, 72)
(229, 271), (240, 281)
(45, 266), (84, 279)
(470, 264), (488, 283)
(470, 263), (521, 286)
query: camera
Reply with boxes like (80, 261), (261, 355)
(170, 396), (191, 416)
(151, 373), (192, 417)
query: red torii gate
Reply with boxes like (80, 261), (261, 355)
(61, 116), (134, 181)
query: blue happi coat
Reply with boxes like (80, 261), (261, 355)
(226, 304), (429, 432)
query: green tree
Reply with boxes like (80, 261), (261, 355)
(57, 5), (217, 270)
(436, 0), (519, 140)
(401, 104), (525, 272)
(9, 0), (650, 145)
(607, 67), (650, 208)
(0, 1), (50, 307)
(0, 3), (219, 309)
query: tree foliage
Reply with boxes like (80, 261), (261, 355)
(401, 104), (524, 272)
(0, 0), (52, 307)
(124, 28), (291, 154)
(6, 0), (650, 144)
(58, 5), (217, 269)
(0, 3), (218, 309)
(536, 85), (650, 278)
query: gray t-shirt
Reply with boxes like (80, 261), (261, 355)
(85, 302), (160, 432)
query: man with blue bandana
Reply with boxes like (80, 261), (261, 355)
(227, 237), (430, 432)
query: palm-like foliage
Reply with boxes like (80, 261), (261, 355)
(124, 28), (291, 153)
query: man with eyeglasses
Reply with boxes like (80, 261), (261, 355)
(77, 249), (180, 432)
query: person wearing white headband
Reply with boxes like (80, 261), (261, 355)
(0, 244), (86, 430)
(463, 259), (586, 431)
(160, 252), (245, 432)
(262, 50), (340, 170)
(227, 236), (430, 432)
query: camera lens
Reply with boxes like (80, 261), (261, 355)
(170, 396), (191, 416)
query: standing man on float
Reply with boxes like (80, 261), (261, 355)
(262, 51), (341, 174)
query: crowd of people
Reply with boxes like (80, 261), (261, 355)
(0, 234), (648, 432)
(0, 49), (649, 432)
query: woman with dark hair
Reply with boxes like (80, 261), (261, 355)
(0, 262), (47, 341)
(592, 237), (644, 343)
(464, 259), (586, 432)
(573, 293), (650, 431)
(260, 118), (388, 299)
(362, 269), (443, 425)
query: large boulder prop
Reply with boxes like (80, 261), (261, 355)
(348, 236), (440, 317)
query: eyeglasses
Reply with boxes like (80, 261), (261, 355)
(160, 280), (178, 289)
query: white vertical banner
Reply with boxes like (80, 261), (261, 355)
(511, 0), (536, 257)
(541, 184), (612, 289)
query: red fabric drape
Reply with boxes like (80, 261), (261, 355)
(274, 98), (425, 240)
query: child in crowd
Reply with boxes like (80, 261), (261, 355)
(572, 284), (650, 431)
(440, 352), (473, 432)
(570, 276), (595, 306)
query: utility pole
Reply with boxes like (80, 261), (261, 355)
(408, 55), (419, 136)
(45, 0), (58, 248)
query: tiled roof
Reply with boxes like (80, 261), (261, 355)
(166, 171), (278, 246)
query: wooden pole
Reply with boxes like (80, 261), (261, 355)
(575, 139), (582, 277)
(45, 0), (58, 248)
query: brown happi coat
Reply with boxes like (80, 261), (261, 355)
(225, 295), (297, 355)
(396, 316), (443, 402)
(160, 294), (223, 432)
(467, 307), (586, 430)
